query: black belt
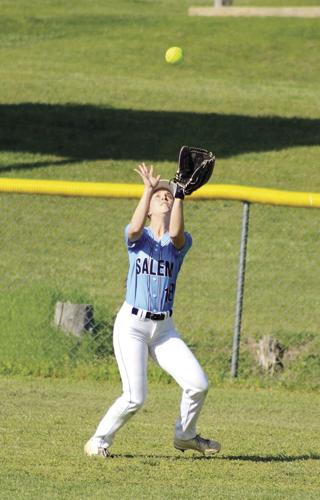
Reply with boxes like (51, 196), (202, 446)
(131, 307), (172, 321)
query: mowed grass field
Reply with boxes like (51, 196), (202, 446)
(1, 377), (320, 499)
(0, 0), (320, 497)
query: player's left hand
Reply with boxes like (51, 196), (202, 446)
(173, 146), (215, 196)
(134, 163), (161, 190)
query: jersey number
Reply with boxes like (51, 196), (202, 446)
(164, 283), (175, 303)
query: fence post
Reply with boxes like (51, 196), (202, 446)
(231, 201), (250, 377)
(214, 0), (233, 6)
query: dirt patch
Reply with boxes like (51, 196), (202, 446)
(189, 7), (320, 18)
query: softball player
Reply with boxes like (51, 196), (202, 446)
(85, 163), (221, 457)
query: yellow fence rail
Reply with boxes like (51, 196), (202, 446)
(1, 177), (320, 208)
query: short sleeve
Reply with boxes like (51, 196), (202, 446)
(176, 231), (192, 258)
(124, 224), (147, 250)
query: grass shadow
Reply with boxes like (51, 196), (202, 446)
(220, 453), (320, 463)
(109, 453), (216, 461)
(106, 453), (320, 462)
(1, 103), (319, 171)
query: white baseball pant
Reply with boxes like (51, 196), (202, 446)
(93, 302), (209, 447)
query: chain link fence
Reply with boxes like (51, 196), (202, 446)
(0, 191), (319, 386)
(235, 202), (320, 385)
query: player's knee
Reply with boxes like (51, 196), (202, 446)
(128, 400), (144, 414)
(198, 379), (209, 395)
(203, 378), (210, 394)
(193, 375), (209, 395)
(127, 394), (146, 413)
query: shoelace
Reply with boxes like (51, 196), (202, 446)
(195, 435), (213, 448)
(98, 446), (110, 458)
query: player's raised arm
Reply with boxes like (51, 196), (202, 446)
(169, 197), (185, 250)
(128, 163), (160, 241)
(169, 145), (216, 249)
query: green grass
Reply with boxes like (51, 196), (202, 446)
(1, 377), (320, 499)
(0, 2), (319, 497)
(0, 0), (320, 388)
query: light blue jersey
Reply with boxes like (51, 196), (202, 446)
(125, 224), (192, 312)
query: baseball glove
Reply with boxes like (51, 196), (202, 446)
(172, 146), (215, 197)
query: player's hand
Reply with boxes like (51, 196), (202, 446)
(134, 163), (161, 190)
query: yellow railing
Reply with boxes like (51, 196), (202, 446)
(1, 177), (320, 208)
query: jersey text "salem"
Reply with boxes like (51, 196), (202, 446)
(125, 225), (192, 312)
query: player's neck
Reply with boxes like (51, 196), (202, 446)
(149, 215), (169, 238)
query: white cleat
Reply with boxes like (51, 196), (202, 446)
(174, 434), (221, 456)
(84, 437), (110, 458)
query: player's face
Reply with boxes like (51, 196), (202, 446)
(149, 189), (174, 216)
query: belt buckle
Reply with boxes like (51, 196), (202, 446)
(150, 312), (163, 320)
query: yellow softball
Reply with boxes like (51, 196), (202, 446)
(165, 46), (183, 65)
